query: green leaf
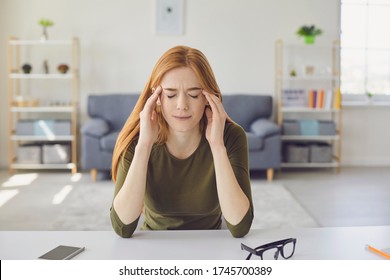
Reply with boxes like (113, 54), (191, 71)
(38, 18), (54, 27)
(296, 25), (322, 37)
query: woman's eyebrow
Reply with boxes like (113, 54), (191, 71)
(162, 87), (177, 92)
(187, 87), (202, 91)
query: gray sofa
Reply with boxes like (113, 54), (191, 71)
(81, 94), (280, 181)
(81, 94), (139, 181)
(223, 95), (280, 180)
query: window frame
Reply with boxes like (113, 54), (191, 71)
(340, 0), (390, 106)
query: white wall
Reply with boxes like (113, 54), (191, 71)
(0, 0), (388, 168)
(342, 106), (390, 166)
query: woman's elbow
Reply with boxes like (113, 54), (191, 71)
(230, 224), (252, 238)
(113, 226), (134, 238)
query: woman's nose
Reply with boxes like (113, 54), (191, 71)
(176, 94), (188, 110)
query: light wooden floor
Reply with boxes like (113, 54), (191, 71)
(0, 167), (389, 228)
(271, 166), (390, 227)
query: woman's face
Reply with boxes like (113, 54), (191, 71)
(159, 67), (207, 134)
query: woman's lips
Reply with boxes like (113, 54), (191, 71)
(173, 115), (191, 120)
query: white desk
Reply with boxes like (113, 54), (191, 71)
(1, 226), (389, 260)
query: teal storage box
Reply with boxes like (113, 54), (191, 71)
(34, 120), (55, 136)
(299, 120), (319, 135)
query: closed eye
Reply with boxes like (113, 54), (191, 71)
(162, 88), (177, 99)
(162, 87), (202, 99)
(188, 88), (202, 99)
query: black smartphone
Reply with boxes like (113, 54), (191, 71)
(38, 245), (85, 260)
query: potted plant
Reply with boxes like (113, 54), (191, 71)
(22, 63), (32, 74)
(296, 25), (322, 44)
(38, 18), (54, 41)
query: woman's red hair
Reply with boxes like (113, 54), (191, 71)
(112, 46), (230, 182)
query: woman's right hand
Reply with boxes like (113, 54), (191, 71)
(138, 86), (162, 148)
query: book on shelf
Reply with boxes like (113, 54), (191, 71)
(308, 89), (335, 110)
(324, 89), (333, 109)
(309, 89), (323, 109)
(308, 90), (315, 108)
(316, 90), (324, 108)
(284, 88), (340, 110)
(282, 89), (307, 107)
(333, 87), (341, 109)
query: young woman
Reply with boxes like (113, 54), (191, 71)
(110, 46), (253, 238)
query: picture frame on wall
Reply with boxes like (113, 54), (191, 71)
(156, 0), (184, 35)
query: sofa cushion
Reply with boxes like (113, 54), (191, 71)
(250, 119), (280, 138)
(100, 132), (119, 152)
(81, 118), (110, 137)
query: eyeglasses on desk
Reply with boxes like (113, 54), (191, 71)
(241, 238), (297, 260)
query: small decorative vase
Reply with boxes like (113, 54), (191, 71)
(41, 27), (48, 41)
(304, 35), (315, 44)
(57, 64), (69, 74)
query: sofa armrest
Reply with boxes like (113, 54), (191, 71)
(81, 118), (110, 137)
(250, 119), (280, 138)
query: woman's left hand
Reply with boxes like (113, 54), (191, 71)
(203, 90), (227, 148)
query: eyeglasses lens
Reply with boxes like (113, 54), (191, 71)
(282, 242), (295, 258)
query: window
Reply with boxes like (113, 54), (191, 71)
(341, 0), (390, 96)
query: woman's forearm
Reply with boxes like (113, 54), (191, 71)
(113, 143), (152, 225)
(211, 145), (250, 225)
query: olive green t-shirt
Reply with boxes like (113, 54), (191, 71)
(110, 122), (253, 238)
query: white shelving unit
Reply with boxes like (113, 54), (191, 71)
(7, 37), (79, 174)
(275, 40), (342, 171)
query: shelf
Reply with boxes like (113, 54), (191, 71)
(282, 43), (339, 49)
(10, 73), (73, 79)
(281, 107), (340, 113)
(281, 161), (340, 168)
(8, 36), (79, 174)
(9, 40), (73, 45)
(278, 76), (338, 81)
(11, 106), (75, 113)
(276, 39), (341, 171)
(11, 163), (76, 170)
(281, 135), (339, 141)
(11, 135), (74, 141)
